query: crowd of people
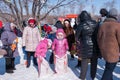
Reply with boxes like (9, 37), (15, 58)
(0, 8), (120, 80)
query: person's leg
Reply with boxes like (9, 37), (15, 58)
(101, 62), (117, 80)
(90, 57), (98, 80)
(26, 52), (31, 68)
(32, 52), (38, 66)
(11, 57), (16, 70)
(79, 58), (89, 80)
(49, 52), (54, 64)
(5, 58), (14, 73)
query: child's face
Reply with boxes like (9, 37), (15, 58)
(57, 32), (64, 39)
(29, 22), (35, 27)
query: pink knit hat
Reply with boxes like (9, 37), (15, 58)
(56, 28), (66, 37)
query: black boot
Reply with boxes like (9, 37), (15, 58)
(11, 58), (16, 70)
(5, 58), (14, 73)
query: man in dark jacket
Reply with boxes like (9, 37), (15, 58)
(75, 11), (98, 80)
(98, 8), (120, 80)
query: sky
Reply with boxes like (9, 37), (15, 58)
(49, 0), (120, 16)
(83, 0), (120, 15)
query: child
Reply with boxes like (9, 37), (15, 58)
(52, 29), (69, 74)
(34, 38), (52, 77)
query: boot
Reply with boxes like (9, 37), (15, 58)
(11, 58), (16, 70)
(5, 58), (14, 73)
(6, 68), (14, 73)
(26, 60), (30, 68)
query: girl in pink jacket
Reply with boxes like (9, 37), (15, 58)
(34, 38), (52, 77)
(52, 29), (69, 74)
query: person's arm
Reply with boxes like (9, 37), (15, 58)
(22, 27), (27, 47)
(1, 32), (8, 46)
(75, 25), (82, 44)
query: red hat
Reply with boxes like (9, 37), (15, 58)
(0, 20), (3, 28)
(43, 24), (52, 33)
(28, 18), (36, 24)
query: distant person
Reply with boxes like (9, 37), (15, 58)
(98, 8), (120, 80)
(54, 20), (63, 29)
(98, 8), (108, 25)
(22, 18), (41, 68)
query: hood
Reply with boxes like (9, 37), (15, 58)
(79, 11), (91, 22)
(3, 22), (11, 31)
(56, 28), (66, 37)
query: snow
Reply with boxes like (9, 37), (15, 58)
(0, 38), (120, 80)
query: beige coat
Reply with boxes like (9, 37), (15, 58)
(22, 26), (41, 52)
(98, 18), (120, 63)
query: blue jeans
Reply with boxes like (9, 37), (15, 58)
(101, 62), (117, 80)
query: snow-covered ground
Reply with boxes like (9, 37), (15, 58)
(0, 38), (120, 80)
(0, 52), (120, 80)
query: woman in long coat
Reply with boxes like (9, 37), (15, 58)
(1, 22), (19, 73)
(75, 11), (97, 80)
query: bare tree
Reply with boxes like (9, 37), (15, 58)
(103, 0), (116, 10)
(0, 0), (80, 31)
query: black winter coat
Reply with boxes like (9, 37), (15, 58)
(76, 21), (96, 58)
(76, 11), (97, 59)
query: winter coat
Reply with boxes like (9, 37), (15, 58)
(1, 22), (19, 57)
(22, 26), (41, 52)
(34, 39), (48, 58)
(76, 11), (97, 59)
(52, 38), (68, 58)
(98, 18), (120, 63)
(63, 26), (75, 51)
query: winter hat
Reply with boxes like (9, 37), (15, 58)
(28, 17), (36, 24)
(108, 8), (118, 18)
(56, 28), (66, 37)
(43, 24), (52, 33)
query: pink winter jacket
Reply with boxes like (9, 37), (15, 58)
(34, 39), (48, 58)
(52, 38), (68, 58)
